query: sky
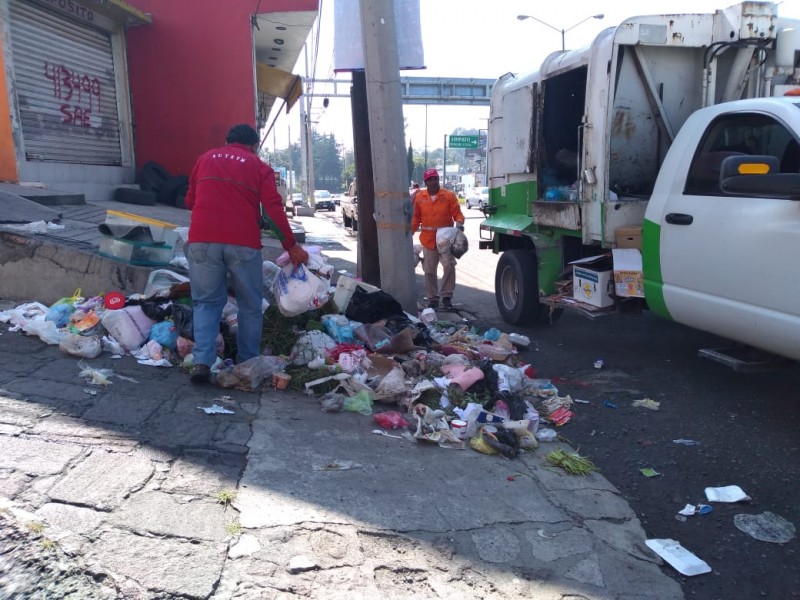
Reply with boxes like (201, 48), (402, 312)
(264, 0), (800, 155)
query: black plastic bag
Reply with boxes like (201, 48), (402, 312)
(171, 303), (194, 340)
(345, 287), (404, 323)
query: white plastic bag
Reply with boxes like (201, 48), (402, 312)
(273, 264), (330, 317)
(101, 306), (156, 351)
(143, 269), (189, 297)
(21, 318), (65, 345)
(451, 229), (469, 259)
(59, 333), (102, 358)
(436, 227), (458, 253)
(290, 330), (337, 366)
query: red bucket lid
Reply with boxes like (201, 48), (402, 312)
(104, 292), (125, 310)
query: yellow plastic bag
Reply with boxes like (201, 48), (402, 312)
(469, 427), (499, 456)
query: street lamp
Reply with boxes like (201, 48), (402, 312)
(516, 13), (604, 51)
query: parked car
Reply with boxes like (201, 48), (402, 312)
(466, 186), (489, 209)
(291, 192), (304, 206)
(332, 193), (342, 206)
(313, 190), (335, 211)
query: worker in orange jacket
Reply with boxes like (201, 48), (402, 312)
(411, 168), (465, 309)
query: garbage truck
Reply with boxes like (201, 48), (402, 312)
(479, 1), (800, 362)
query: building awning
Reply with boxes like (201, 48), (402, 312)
(84, 0), (152, 27)
(256, 63), (303, 113)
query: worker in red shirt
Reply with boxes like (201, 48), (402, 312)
(411, 168), (465, 309)
(185, 124), (308, 384)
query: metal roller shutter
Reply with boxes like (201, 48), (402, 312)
(9, 0), (122, 165)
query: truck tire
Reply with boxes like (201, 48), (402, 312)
(137, 161), (170, 194)
(495, 249), (545, 325)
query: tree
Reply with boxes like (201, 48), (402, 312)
(312, 130), (343, 192)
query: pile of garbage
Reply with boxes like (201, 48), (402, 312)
(0, 246), (580, 462)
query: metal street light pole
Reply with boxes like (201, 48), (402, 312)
(516, 13), (604, 51)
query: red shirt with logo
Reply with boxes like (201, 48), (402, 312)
(185, 143), (296, 250)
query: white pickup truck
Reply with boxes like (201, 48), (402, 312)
(641, 97), (800, 361)
(480, 2), (800, 362)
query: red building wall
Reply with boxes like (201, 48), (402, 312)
(125, 0), (316, 177)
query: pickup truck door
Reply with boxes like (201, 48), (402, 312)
(655, 111), (800, 359)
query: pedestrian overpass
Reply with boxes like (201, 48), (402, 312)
(308, 76), (494, 106)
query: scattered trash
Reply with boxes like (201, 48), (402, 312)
(371, 429), (404, 440)
(548, 407), (574, 426)
(535, 428), (558, 442)
(319, 392), (346, 413)
(449, 419), (468, 440)
(734, 512), (796, 544)
(82, 388), (98, 396)
(640, 468), (661, 478)
(673, 439), (701, 446)
(705, 485), (751, 503)
(602, 400), (618, 409)
(678, 504), (712, 517)
(546, 449), (598, 476)
(272, 372), (292, 390)
(593, 359), (604, 369)
(198, 405), (235, 415)
(77, 360), (114, 386)
(645, 539), (711, 576)
(372, 411), (409, 430)
(313, 460), (363, 471)
(632, 398), (660, 410)
(573, 398), (591, 404)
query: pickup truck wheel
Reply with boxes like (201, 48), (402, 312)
(495, 249), (543, 325)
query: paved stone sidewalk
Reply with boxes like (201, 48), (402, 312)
(0, 325), (683, 599)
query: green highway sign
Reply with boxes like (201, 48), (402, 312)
(448, 135), (479, 149)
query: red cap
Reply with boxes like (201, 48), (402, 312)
(104, 292), (125, 310)
(423, 168), (439, 181)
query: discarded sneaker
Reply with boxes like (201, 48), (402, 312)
(442, 297), (453, 309)
(190, 364), (211, 384)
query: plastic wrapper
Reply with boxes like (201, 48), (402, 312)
(77, 360), (114, 386)
(321, 314), (355, 343)
(373, 411), (410, 430)
(343, 390), (373, 415)
(232, 355), (287, 391)
(320, 392), (346, 412)
(354, 323), (392, 352)
(59, 333), (102, 358)
(374, 366), (408, 405)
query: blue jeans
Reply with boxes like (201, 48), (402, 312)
(187, 243), (264, 366)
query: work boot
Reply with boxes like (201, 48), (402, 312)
(427, 298), (439, 309)
(190, 364), (211, 384)
(442, 297), (453, 310)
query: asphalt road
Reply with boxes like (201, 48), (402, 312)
(308, 205), (800, 600)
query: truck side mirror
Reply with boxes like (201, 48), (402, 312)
(720, 155), (800, 200)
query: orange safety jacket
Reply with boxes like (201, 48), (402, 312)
(411, 188), (465, 250)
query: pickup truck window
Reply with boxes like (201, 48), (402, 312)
(684, 113), (798, 197)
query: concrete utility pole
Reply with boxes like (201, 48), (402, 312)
(359, 0), (416, 312)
